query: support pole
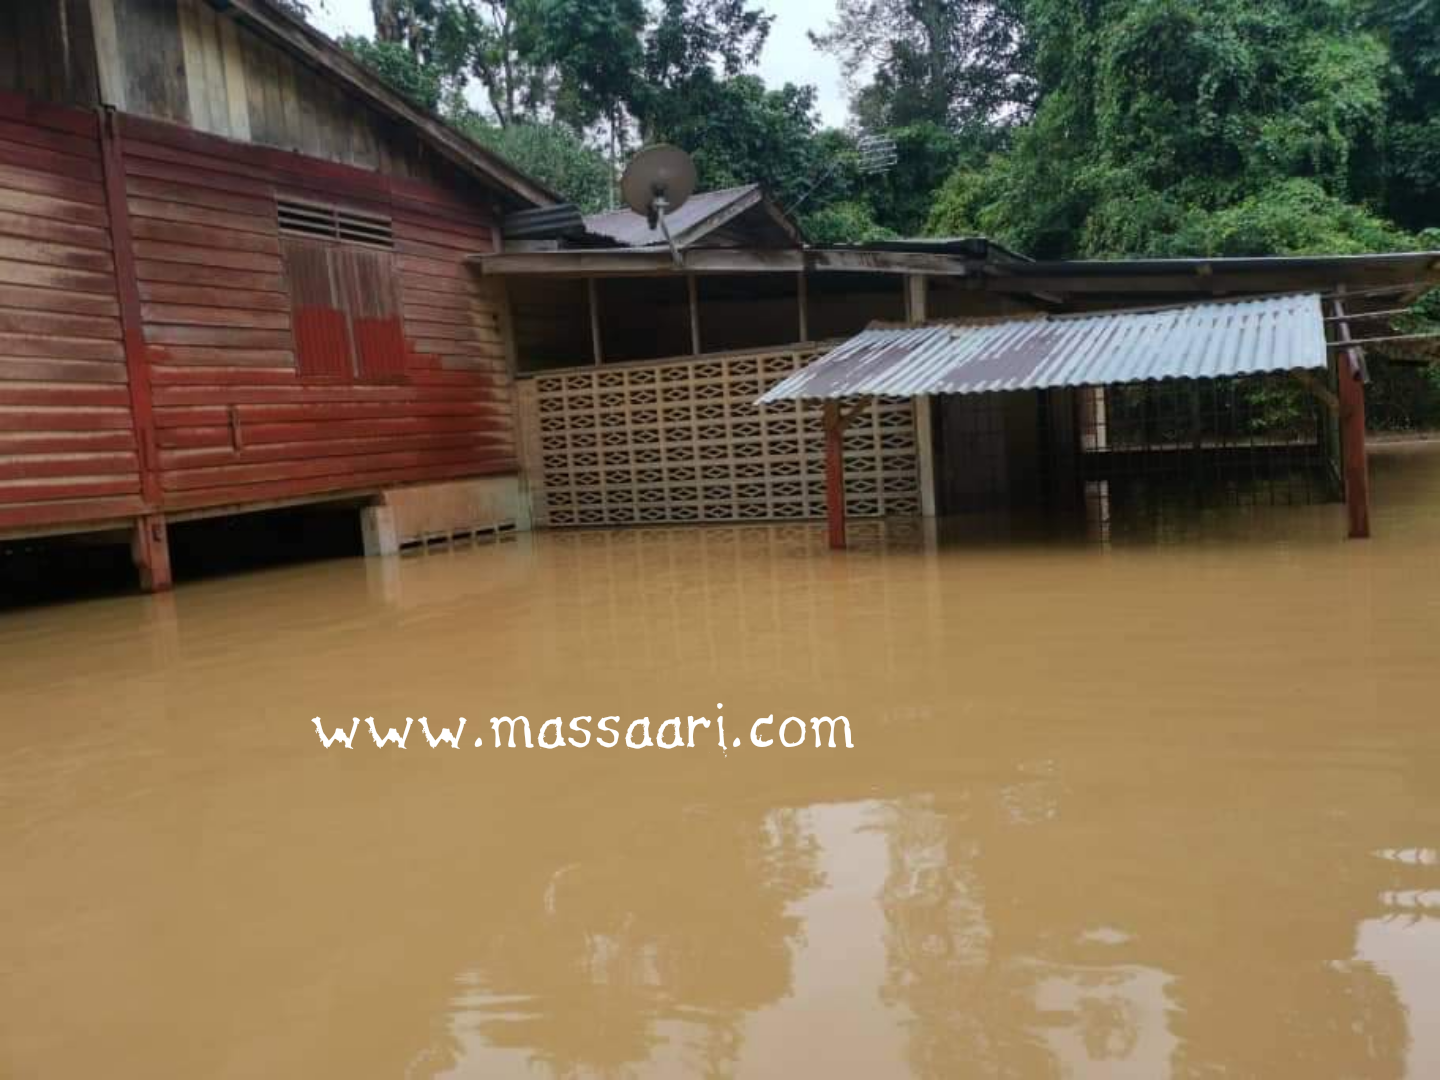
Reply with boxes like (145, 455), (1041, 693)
(824, 401), (847, 550)
(687, 273), (701, 355)
(1332, 293), (1371, 539)
(587, 278), (603, 365)
(98, 107), (160, 510)
(797, 271), (809, 342)
(131, 514), (172, 593)
(905, 274), (938, 517)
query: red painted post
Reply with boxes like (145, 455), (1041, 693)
(824, 401), (846, 550)
(131, 515), (173, 593)
(1337, 356), (1371, 539)
(97, 107), (161, 510)
(1331, 293), (1371, 539)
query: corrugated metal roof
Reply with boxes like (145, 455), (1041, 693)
(759, 293), (1328, 402)
(582, 185), (760, 248)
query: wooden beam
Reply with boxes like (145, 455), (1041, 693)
(687, 273), (701, 355)
(131, 514), (172, 592)
(477, 248), (806, 277)
(984, 274), (1438, 298)
(587, 278), (603, 365)
(98, 108), (161, 509)
(838, 398), (871, 429)
(1326, 331), (1440, 349)
(823, 401), (847, 550)
(1332, 292), (1371, 539)
(903, 274), (938, 518)
(810, 249), (974, 275)
(1322, 307), (1413, 323)
(797, 271), (808, 342)
(904, 273), (926, 322)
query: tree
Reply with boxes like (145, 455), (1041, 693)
(358, 0), (555, 127)
(459, 118), (614, 211)
(639, 75), (820, 209)
(810, 0), (1033, 132)
(340, 36), (445, 110)
(1363, 0), (1440, 231)
(927, 0), (1407, 259)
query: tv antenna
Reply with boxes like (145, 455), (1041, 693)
(784, 133), (898, 216)
(621, 144), (697, 268)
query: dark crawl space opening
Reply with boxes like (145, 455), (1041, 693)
(0, 502), (365, 610)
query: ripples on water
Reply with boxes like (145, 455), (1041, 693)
(2, 442), (1440, 1078)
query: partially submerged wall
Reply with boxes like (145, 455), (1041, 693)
(516, 346), (921, 528)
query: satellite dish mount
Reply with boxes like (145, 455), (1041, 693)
(620, 145), (697, 268)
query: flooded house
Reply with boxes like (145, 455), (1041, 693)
(3, 1), (1440, 597)
(482, 210), (1440, 548)
(0, 0), (551, 592)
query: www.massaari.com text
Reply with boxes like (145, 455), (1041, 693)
(311, 710), (853, 750)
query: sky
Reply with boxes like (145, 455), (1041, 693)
(308, 0), (852, 128)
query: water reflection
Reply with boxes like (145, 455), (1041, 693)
(2, 443), (1440, 1077)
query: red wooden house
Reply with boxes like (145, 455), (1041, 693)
(0, 0), (555, 590)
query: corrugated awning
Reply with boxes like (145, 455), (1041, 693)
(759, 293), (1328, 402)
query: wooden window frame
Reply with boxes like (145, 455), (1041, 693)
(278, 197), (408, 386)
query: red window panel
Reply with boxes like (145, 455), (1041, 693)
(353, 318), (409, 381)
(281, 237), (354, 379)
(333, 246), (408, 383)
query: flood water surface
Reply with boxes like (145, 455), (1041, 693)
(4, 443), (1440, 1078)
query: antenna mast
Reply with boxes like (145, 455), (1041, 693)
(785, 133), (898, 217)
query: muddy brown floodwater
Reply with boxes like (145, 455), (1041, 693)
(4, 443), (1440, 1079)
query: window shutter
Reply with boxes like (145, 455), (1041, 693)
(278, 200), (407, 384)
(333, 246), (407, 383)
(282, 237), (353, 380)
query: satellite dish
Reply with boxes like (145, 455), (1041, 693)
(620, 144), (697, 266)
(622, 144), (697, 221)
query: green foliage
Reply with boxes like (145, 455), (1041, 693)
(811, 0), (1033, 131)
(460, 119), (613, 212)
(1240, 380), (1310, 438)
(531, 0), (646, 130)
(1163, 179), (1410, 257)
(800, 201), (897, 245)
(1367, 359), (1440, 432)
(926, 0), (1426, 262)
(640, 76), (821, 209)
(340, 35), (445, 111)
(861, 123), (966, 236)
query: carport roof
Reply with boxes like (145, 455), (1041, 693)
(758, 293), (1329, 402)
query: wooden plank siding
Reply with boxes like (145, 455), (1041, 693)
(120, 113), (517, 515)
(0, 92), (145, 531)
(0, 0), (102, 108)
(87, 0), (445, 181)
(0, 90), (517, 536)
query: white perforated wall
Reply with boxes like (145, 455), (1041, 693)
(523, 348), (920, 527)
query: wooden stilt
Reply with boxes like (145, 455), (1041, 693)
(131, 515), (172, 593)
(1337, 359), (1371, 539)
(1331, 294), (1371, 539)
(824, 401), (846, 550)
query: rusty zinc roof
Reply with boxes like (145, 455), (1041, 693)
(758, 293), (1328, 402)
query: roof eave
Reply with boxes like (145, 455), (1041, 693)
(210, 0), (560, 208)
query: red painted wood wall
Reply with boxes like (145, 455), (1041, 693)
(0, 95), (145, 532)
(0, 92), (518, 535)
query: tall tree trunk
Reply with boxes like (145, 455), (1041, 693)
(371, 0), (404, 44)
